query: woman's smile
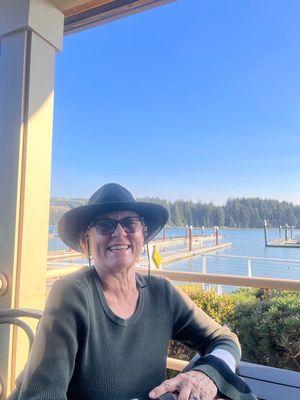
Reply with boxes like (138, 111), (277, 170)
(89, 210), (145, 272)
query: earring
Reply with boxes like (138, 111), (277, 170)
(86, 232), (92, 268)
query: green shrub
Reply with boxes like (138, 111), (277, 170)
(167, 285), (300, 372)
(230, 289), (300, 371)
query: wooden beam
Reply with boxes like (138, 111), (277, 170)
(63, 0), (176, 34)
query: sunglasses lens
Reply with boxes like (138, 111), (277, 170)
(122, 217), (143, 233)
(94, 220), (116, 235)
(93, 217), (144, 235)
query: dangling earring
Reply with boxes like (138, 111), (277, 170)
(145, 241), (151, 287)
(86, 231), (92, 268)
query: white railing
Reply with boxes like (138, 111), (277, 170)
(191, 254), (300, 282)
(46, 264), (300, 291)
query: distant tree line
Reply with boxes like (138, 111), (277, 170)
(50, 197), (300, 228)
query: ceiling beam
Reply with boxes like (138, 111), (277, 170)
(62, 0), (176, 34)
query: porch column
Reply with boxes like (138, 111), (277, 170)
(0, 0), (64, 396)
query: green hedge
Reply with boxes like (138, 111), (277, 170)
(168, 286), (300, 371)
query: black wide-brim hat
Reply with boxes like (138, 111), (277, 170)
(58, 183), (169, 252)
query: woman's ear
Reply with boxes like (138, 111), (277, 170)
(78, 231), (88, 256)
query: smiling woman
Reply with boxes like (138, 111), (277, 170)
(9, 184), (256, 400)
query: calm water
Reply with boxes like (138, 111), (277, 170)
(48, 226), (300, 285)
(49, 226), (300, 258)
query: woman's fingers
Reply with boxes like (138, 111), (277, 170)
(149, 371), (218, 400)
(149, 377), (179, 398)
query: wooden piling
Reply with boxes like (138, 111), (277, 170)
(215, 226), (219, 246)
(188, 225), (193, 251)
(163, 225), (166, 241)
(264, 220), (268, 246)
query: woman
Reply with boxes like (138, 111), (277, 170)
(10, 183), (256, 400)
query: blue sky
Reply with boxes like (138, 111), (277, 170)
(51, 0), (300, 204)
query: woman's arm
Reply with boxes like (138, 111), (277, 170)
(9, 278), (89, 400)
(149, 280), (257, 400)
(169, 281), (240, 363)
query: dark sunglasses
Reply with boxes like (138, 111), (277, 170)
(91, 216), (145, 235)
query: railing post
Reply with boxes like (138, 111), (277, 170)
(201, 255), (206, 290)
(202, 255), (207, 274)
(279, 225), (282, 239)
(285, 224), (288, 242)
(247, 259), (252, 277)
(202, 225), (205, 237)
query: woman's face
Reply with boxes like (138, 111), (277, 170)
(88, 210), (145, 273)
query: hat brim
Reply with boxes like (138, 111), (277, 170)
(58, 201), (169, 252)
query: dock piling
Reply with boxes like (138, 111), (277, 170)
(215, 226), (219, 246)
(263, 220), (268, 246)
(188, 225), (193, 251)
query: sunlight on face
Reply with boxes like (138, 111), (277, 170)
(88, 210), (145, 274)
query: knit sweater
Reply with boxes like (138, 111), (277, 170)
(10, 267), (242, 400)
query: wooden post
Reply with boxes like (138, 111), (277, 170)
(188, 225), (193, 251)
(162, 225), (166, 241)
(285, 224), (288, 242)
(279, 226), (282, 239)
(263, 220), (268, 246)
(290, 226), (293, 239)
(202, 225), (205, 237)
(215, 226), (219, 246)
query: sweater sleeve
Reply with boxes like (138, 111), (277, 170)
(167, 281), (256, 399)
(169, 281), (241, 362)
(14, 278), (89, 400)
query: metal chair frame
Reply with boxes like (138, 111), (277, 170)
(0, 309), (42, 399)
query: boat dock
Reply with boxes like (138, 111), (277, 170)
(264, 220), (300, 248)
(47, 231), (232, 265)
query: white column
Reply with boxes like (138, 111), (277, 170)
(0, 0), (64, 396)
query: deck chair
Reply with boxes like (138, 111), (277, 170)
(0, 309), (42, 399)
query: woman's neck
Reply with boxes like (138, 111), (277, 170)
(95, 264), (138, 301)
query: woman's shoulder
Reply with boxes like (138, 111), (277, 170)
(49, 266), (95, 299)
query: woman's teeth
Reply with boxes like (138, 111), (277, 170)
(108, 245), (130, 251)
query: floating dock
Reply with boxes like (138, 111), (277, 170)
(266, 238), (300, 249)
(47, 234), (232, 264)
(263, 220), (300, 248)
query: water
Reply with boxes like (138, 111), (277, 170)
(48, 226), (300, 285)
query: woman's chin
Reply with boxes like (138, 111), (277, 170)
(104, 259), (137, 273)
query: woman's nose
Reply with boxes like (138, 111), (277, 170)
(111, 222), (127, 236)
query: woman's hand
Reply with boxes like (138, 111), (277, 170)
(149, 370), (218, 400)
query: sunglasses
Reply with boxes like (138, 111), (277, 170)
(91, 216), (145, 236)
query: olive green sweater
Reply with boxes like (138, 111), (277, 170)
(10, 267), (242, 400)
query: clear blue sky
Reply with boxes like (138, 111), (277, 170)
(51, 0), (300, 204)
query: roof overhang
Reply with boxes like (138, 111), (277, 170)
(52, 0), (176, 35)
